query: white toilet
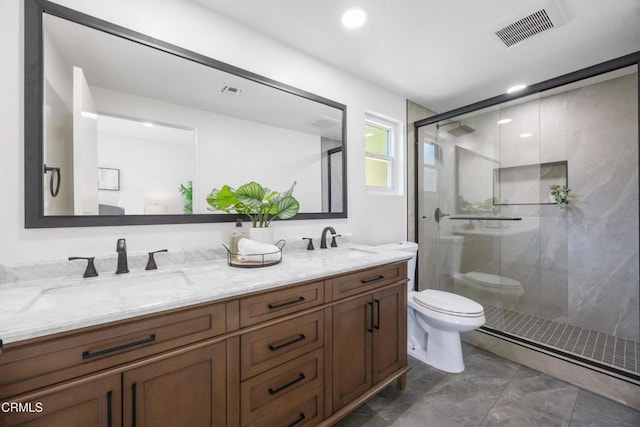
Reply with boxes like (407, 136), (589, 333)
(376, 241), (485, 373)
(439, 235), (524, 310)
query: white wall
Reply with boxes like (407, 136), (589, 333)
(0, 0), (407, 265)
(97, 132), (194, 215)
(91, 87), (322, 214)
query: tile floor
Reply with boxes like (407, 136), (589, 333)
(483, 305), (639, 376)
(335, 344), (640, 427)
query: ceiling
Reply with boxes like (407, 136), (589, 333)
(45, 14), (344, 141)
(192, 0), (640, 113)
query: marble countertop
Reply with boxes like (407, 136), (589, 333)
(0, 245), (411, 345)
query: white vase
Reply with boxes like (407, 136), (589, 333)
(248, 227), (274, 245)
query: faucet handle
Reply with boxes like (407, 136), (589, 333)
(302, 237), (315, 250)
(69, 256), (98, 278)
(145, 249), (168, 270)
(330, 234), (341, 248)
(116, 238), (126, 252)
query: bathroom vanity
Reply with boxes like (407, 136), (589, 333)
(0, 248), (410, 426)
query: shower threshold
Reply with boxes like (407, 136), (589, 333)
(481, 305), (640, 384)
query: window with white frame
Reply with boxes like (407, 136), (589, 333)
(423, 141), (438, 192)
(364, 114), (402, 193)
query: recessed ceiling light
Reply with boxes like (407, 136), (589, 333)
(497, 118), (512, 125)
(507, 84), (527, 94)
(143, 122), (153, 127)
(342, 8), (367, 29)
(520, 133), (533, 138)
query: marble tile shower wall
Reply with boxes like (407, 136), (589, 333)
(450, 71), (638, 342)
(497, 73), (639, 341)
(566, 73), (639, 341)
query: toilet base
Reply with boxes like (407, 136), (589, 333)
(408, 308), (467, 373)
(408, 331), (466, 373)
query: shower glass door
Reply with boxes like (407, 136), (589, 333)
(416, 63), (639, 378)
(418, 99), (547, 319)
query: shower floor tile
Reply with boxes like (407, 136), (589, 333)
(482, 305), (640, 377)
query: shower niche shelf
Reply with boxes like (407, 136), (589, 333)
(493, 160), (568, 205)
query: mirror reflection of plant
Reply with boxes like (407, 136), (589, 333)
(206, 181), (299, 227)
(179, 181), (193, 214)
(549, 184), (573, 210)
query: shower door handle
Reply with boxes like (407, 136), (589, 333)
(434, 208), (450, 223)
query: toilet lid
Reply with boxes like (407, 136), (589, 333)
(463, 272), (521, 289)
(413, 289), (484, 316)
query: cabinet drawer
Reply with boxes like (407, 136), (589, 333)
(0, 302), (227, 398)
(241, 349), (323, 426)
(240, 281), (324, 327)
(241, 310), (323, 380)
(244, 386), (322, 427)
(332, 262), (406, 300)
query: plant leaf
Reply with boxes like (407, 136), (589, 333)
(236, 182), (266, 209)
(275, 196), (300, 219)
(206, 185), (238, 212)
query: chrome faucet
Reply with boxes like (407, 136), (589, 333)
(116, 238), (129, 274)
(320, 226), (340, 249)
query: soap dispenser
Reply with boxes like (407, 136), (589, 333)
(229, 218), (246, 261)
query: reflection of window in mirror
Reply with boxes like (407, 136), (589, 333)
(364, 114), (403, 194)
(423, 141), (437, 193)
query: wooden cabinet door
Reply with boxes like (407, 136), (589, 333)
(123, 342), (227, 427)
(0, 374), (121, 427)
(331, 294), (373, 411)
(372, 284), (407, 384)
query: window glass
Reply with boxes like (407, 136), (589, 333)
(365, 124), (389, 156)
(423, 167), (437, 192)
(424, 143), (436, 166)
(364, 114), (402, 194)
(366, 157), (390, 187)
(423, 142), (437, 192)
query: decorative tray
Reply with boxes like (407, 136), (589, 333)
(224, 239), (286, 268)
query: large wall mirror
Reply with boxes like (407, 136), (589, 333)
(25, 0), (347, 227)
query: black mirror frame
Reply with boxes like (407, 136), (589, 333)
(24, 0), (348, 228)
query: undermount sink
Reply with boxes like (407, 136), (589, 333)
(317, 246), (379, 258)
(20, 270), (191, 313)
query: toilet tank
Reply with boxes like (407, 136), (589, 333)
(375, 241), (418, 291)
(438, 235), (464, 275)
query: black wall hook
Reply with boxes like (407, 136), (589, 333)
(43, 164), (61, 197)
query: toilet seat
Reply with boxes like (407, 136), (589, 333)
(413, 289), (484, 318)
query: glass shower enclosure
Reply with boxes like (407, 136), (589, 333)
(415, 59), (639, 381)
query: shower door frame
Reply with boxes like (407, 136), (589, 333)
(414, 50), (640, 383)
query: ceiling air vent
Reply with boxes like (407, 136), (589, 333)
(491, 0), (567, 48)
(221, 85), (242, 96)
(310, 116), (340, 129)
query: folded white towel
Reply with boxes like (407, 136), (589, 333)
(237, 238), (281, 262)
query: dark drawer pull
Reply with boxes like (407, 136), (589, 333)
(361, 275), (384, 284)
(131, 383), (137, 427)
(287, 412), (306, 427)
(268, 334), (306, 351)
(82, 334), (156, 360)
(268, 373), (306, 395)
(268, 296), (306, 310)
(107, 391), (113, 427)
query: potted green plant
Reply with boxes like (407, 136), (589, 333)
(178, 181), (193, 214)
(549, 184), (573, 210)
(206, 181), (300, 243)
